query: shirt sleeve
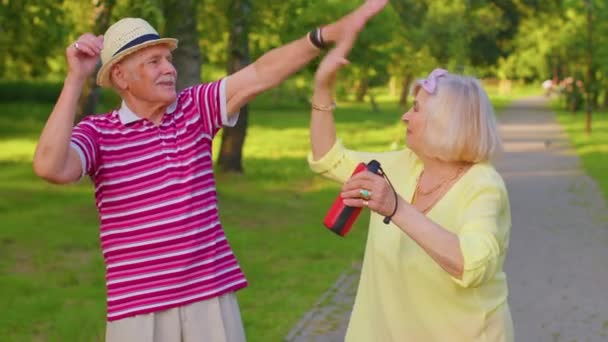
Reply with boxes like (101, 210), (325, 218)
(307, 139), (387, 183)
(189, 78), (239, 137)
(451, 179), (511, 288)
(69, 117), (100, 179)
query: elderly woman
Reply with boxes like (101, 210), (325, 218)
(308, 49), (514, 341)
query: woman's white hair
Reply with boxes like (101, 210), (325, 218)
(412, 73), (502, 163)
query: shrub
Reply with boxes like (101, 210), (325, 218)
(0, 81), (63, 103)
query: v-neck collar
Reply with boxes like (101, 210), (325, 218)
(410, 159), (477, 215)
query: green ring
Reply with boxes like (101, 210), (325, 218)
(360, 189), (370, 199)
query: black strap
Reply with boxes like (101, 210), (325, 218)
(377, 165), (399, 224)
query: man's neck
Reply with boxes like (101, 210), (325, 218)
(122, 95), (169, 125)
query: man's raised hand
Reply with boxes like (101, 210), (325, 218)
(66, 33), (104, 80)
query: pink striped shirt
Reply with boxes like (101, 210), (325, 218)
(70, 79), (247, 321)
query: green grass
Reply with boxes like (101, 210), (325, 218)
(0, 88), (518, 341)
(554, 108), (608, 201)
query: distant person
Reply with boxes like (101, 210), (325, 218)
(32, 1), (388, 341)
(308, 48), (514, 341)
(542, 79), (553, 97)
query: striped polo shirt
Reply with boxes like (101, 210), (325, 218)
(70, 79), (247, 321)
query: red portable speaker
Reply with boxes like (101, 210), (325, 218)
(323, 160), (381, 237)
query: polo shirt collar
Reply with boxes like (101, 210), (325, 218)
(118, 100), (178, 125)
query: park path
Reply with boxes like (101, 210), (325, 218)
(285, 97), (608, 342)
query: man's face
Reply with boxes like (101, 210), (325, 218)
(119, 44), (177, 104)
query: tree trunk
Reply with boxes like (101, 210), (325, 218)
(218, 0), (251, 173)
(585, 2), (593, 133)
(356, 76), (369, 102)
(552, 63), (559, 86)
(77, 0), (115, 119)
(399, 73), (413, 108)
(163, 0), (201, 90)
(369, 93), (379, 112)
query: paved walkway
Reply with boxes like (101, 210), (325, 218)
(286, 97), (608, 342)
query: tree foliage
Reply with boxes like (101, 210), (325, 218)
(0, 0), (71, 79)
(3, 0), (608, 159)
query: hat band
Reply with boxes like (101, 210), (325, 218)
(113, 33), (161, 56)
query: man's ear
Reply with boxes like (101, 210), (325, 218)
(111, 63), (129, 90)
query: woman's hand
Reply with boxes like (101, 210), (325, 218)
(341, 171), (399, 217)
(314, 48), (350, 90)
(310, 43), (351, 161)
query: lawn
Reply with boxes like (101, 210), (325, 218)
(554, 108), (608, 201)
(0, 85), (519, 341)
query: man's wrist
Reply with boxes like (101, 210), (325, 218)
(321, 23), (337, 43)
(65, 72), (88, 87)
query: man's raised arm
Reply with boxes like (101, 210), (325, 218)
(225, 0), (388, 115)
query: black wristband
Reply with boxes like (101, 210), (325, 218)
(308, 27), (327, 49)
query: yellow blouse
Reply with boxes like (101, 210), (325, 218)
(308, 140), (514, 342)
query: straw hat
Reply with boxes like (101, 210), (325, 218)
(96, 18), (178, 88)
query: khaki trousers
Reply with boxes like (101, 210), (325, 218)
(105, 293), (246, 342)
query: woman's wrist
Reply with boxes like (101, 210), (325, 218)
(388, 197), (408, 221)
(312, 81), (332, 93)
(314, 80), (334, 91)
(311, 89), (334, 106)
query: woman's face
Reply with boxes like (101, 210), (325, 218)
(402, 88), (430, 154)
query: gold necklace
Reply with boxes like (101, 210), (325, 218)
(411, 166), (467, 213)
(411, 188), (436, 214)
(415, 166), (465, 196)
(415, 171), (445, 196)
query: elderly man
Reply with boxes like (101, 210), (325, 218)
(32, 1), (387, 341)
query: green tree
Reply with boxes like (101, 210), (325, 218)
(218, 0), (252, 173)
(0, 0), (69, 79)
(163, 0), (201, 90)
(79, 0), (116, 117)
